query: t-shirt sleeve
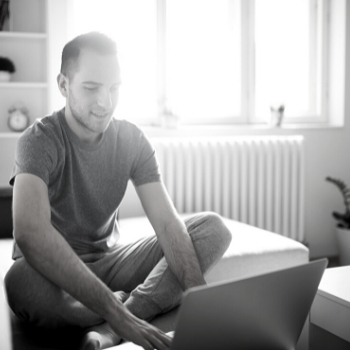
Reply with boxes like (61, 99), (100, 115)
(130, 129), (161, 187)
(9, 124), (57, 187)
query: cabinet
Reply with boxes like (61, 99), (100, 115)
(0, 0), (48, 134)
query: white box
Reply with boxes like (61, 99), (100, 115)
(310, 266), (350, 342)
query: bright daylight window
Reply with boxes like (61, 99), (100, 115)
(254, 0), (326, 124)
(165, 0), (241, 124)
(70, 0), (328, 126)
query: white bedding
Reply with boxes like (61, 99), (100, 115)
(0, 215), (309, 283)
(119, 215), (309, 284)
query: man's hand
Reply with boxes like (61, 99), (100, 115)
(106, 309), (172, 350)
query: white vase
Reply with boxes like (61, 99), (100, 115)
(336, 226), (350, 265)
(0, 71), (11, 82)
(271, 110), (284, 127)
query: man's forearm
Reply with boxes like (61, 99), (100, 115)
(15, 222), (173, 349)
(16, 223), (125, 321)
(161, 219), (206, 291)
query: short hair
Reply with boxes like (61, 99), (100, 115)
(60, 31), (118, 79)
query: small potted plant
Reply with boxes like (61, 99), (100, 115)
(158, 97), (180, 129)
(0, 57), (16, 82)
(326, 176), (350, 265)
(270, 104), (285, 127)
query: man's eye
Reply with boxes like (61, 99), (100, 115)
(84, 86), (98, 91)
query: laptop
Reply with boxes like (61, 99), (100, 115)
(114, 259), (327, 350)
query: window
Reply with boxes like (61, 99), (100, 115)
(165, 0), (241, 123)
(254, 0), (327, 124)
(69, 0), (332, 126)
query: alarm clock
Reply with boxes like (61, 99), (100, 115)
(7, 105), (30, 132)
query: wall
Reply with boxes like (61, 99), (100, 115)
(1, 1), (350, 259)
(0, 136), (19, 186)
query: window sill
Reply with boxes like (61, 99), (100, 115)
(0, 123), (342, 140)
(0, 132), (24, 138)
(140, 122), (343, 138)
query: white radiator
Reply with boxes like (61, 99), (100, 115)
(152, 136), (305, 242)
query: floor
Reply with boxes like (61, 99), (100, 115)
(323, 256), (339, 268)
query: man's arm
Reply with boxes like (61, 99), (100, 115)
(13, 173), (171, 350)
(135, 181), (206, 291)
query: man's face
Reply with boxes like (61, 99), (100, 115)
(65, 49), (121, 137)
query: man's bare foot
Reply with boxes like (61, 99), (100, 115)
(79, 291), (129, 350)
(79, 323), (121, 350)
(113, 290), (129, 304)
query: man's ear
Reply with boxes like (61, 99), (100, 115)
(57, 73), (68, 98)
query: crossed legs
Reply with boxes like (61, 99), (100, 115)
(5, 212), (232, 346)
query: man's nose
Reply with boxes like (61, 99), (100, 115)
(97, 88), (113, 109)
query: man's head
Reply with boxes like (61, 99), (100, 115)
(60, 31), (118, 80)
(57, 32), (121, 143)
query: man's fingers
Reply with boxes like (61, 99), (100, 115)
(135, 324), (171, 350)
(148, 334), (171, 350)
(140, 339), (154, 350)
(110, 311), (172, 350)
(146, 322), (172, 345)
(138, 331), (169, 350)
(146, 327), (172, 350)
(156, 331), (172, 347)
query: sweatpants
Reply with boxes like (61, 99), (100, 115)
(5, 212), (232, 329)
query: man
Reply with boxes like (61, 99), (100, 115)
(4, 32), (232, 350)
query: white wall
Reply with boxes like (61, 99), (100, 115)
(1, 1), (350, 259)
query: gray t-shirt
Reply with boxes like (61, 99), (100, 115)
(10, 108), (161, 258)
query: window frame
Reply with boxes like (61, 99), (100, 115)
(52, 0), (343, 128)
(155, 0), (331, 127)
(275, 0), (330, 125)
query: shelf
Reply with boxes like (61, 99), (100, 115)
(0, 132), (23, 138)
(0, 0), (48, 134)
(0, 82), (47, 89)
(0, 32), (46, 39)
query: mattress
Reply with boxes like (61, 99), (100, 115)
(118, 215), (309, 284)
(0, 215), (309, 281)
